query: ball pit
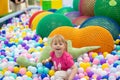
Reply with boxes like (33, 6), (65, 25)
(0, 5), (120, 80)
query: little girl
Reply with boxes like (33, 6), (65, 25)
(43, 34), (78, 80)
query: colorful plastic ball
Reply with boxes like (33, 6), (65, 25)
(13, 67), (19, 73)
(39, 44), (44, 47)
(100, 59), (106, 65)
(26, 77), (32, 80)
(26, 71), (32, 77)
(91, 52), (98, 58)
(37, 67), (44, 74)
(113, 63), (119, 68)
(107, 58), (114, 65)
(36, 63), (43, 68)
(43, 77), (50, 80)
(73, 74), (80, 80)
(116, 45), (120, 51)
(116, 76), (120, 80)
(33, 77), (39, 80)
(43, 67), (49, 74)
(101, 63), (109, 70)
(111, 51), (117, 55)
(41, 73), (47, 79)
(92, 58), (99, 65)
(10, 73), (17, 79)
(103, 52), (109, 58)
(44, 62), (53, 69)
(19, 68), (27, 75)
(87, 71), (94, 77)
(97, 75), (102, 80)
(17, 73), (22, 76)
(1, 30), (6, 34)
(7, 66), (14, 72)
(102, 75), (109, 79)
(48, 70), (55, 76)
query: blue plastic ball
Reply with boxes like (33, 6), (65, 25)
(116, 76), (120, 80)
(41, 73), (47, 79)
(113, 63), (119, 68)
(102, 75), (109, 79)
(44, 62), (53, 69)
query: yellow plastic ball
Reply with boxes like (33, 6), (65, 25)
(26, 71), (32, 77)
(38, 38), (43, 43)
(103, 52), (109, 58)
(22, 32), (27, 38)
(28, 48), (35, 53)
(13, 67), (19, 73)
(92, 52), (98, 58)
(102, 63), (109, 70)
(0, 71), (4, 75)
(40, 48), (43, 51)
(84, 76), (89, 80)
(115, 39), (120, 45)
(48, 70), (55, 76)
(10, 38), (14, 43)
(2, 68), (8, 74)
(80, 62), (87, 70)
(14, 38), (19, 43)
(44, 42), (48, 46)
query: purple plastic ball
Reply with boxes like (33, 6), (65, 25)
(21, 43), (26, 47)
(87, 71), (94, 77)
(97, 75), (102, 80)
(100, 59), (106, 65)
(73, 75), (80, 80)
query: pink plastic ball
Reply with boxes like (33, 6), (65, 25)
(43, 77), (50, 80)
(79, 73), (84, 78)
(78, 68), (84, 73)
(93, 58), (99, 65)
(83, 57), (90, 62)
(19, 68), (27, 75)
(33, 77), (39, 80)
(86, 67), (91, 73)
(26, 54), (32, 58)
(88, 52), (94, 56)
(113, 55), (119, 61)
(107, 58), (114, 65)
(8, 66), (14, 72)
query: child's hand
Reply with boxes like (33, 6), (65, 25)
(42, 59), (49, 64)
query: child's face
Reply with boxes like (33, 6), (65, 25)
(51, 40), (66, 54)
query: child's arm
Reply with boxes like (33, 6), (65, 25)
(42, 57), (51, 64)
(68, 64), (78, 80)
(15, 0), (21, 4)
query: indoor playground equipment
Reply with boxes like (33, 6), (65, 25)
(94, 0), (120, 26)
(40, 0), (62, 10)
(0, 0), (9, 17)
(31, 11), (53, 30)
(49, 26), (114, 53)
(28, 11), (44, 28)
(79, 0), (95, 16)
(36, 13), (73, 38)
(80, 16), (120, 40)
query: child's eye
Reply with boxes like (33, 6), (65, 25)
(60, 43), (63, 45)
(54, 43), (57, 45)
